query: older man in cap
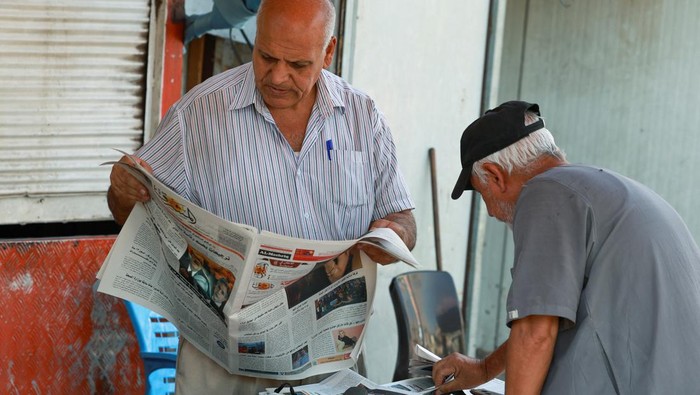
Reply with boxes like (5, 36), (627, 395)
(432, 101), (700, 394)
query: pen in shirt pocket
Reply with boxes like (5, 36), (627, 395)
(326, 138), (333, 161)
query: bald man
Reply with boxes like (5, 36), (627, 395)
(107, 0), (416, 392)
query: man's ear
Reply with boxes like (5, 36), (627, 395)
(481, 162), (509, 193)
(323, 36), (337, 68)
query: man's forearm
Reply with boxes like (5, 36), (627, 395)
(484, 341), (507, 381)
(505, 315), (558, 394)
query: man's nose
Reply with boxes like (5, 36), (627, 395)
(268, 62), (290, 84)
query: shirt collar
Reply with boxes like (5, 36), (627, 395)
(315, 69), (346, 117)
(228, 64), (346, 117)
(228, 63), (258, 111)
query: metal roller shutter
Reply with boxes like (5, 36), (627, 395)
(0, 0), (151, 224)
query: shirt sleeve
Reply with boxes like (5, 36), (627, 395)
(369, 106), (415, 220)
(136, 104), (190, 198)
(506, 178), (593, 329)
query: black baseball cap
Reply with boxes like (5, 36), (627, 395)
(451, 101), (544, 199)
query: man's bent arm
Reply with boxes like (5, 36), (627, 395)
(505, 315), (558, 394)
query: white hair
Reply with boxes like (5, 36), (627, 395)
(320, 0), (336, 46)
(473, 111), (566, 183)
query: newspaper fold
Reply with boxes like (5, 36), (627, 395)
(96, 160), (419, 380)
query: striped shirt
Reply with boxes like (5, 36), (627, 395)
(138, 63), (414, 241)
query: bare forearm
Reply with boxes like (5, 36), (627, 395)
(484, 341), (507, 380)
(505, 316), (558, 394)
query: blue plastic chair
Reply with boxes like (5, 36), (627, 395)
(124, 301), (179, 395)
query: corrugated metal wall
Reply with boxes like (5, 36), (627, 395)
(0, 0), (150, 224)
(469, 0), (700, 355)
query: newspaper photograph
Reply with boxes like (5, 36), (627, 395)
(96, 161), (419, 380)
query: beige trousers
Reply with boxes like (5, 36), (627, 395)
(174, 338), (366, 394)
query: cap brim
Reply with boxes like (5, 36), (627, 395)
(451, 167), (473, 200)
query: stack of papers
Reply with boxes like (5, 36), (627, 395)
(408, 344), (442, 377)
(259, 368), (440, 395)
(259, 344), (504, 394)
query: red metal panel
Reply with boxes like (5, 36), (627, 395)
(162, 0), (185, 119)
(0, 237), (144, 395)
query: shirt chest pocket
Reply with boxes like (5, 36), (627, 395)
(326, 149), (371, 208)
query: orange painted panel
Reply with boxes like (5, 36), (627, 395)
(162, 0), (185, 119)
(0, 237), (145, 395)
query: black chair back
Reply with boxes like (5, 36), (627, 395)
(389, 270), (465, 381)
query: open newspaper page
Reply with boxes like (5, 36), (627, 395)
(258, 368), (505, 395)
(96, 162), (417, 379)
(228, 231), (375, 379)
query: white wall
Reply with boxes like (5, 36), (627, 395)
(342, 0), (490, 383)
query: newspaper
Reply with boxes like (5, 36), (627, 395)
(96, 161), (419, 380)
(258, 368), (505, 395)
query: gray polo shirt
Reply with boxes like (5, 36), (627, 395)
(507, 165), (700, 394)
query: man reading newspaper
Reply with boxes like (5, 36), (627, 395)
(106, 0), (416, 393)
